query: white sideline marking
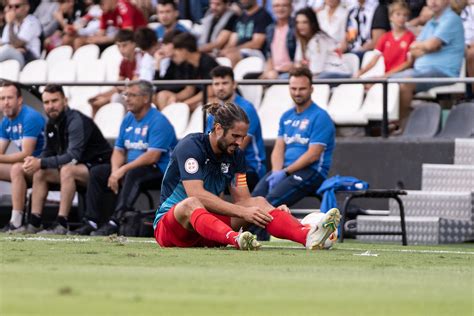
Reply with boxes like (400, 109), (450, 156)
(2, 236), (474, 255)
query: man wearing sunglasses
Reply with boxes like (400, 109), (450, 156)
(0, 0), (41, 67)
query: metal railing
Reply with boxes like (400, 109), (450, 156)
(17, 77), (474, 138)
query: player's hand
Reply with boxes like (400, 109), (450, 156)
(22, 157), (41, 175)
(242, 206), (273, 228)
(266, 170), (286, 191)
(276, 204), (291, 213)
(107, 168), (125, 194)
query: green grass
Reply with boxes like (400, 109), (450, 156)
(0, 235), (473, 316)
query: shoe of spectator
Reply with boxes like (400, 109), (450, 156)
(68, 223), (96, 236)
(0, 224), (13, 233)
(91, 222), (119, 236)
(37, 223), (68, 235)
(306, 208), (341, 250)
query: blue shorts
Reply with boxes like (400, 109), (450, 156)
(390, 68), (451, 92)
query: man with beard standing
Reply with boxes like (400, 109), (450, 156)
(20, 85), (112, 234)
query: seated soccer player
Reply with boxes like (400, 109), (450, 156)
(153, 101), (341, 250)
(0, 80), (45, 232)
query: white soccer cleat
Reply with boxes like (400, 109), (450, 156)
(237, 231), (261, 251)
(305, 208), (341, 250)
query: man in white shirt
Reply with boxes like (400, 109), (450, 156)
(317, 0), (349, 50)
(0, 0), (41, 67)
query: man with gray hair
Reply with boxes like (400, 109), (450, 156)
(71, 81), (178, 236)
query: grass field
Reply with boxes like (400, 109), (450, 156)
(0, 235), (472, 316)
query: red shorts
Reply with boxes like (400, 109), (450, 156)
(154, 205), (232, 248)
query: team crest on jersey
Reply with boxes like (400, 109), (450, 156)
(185, 158), (199, 174)
(141, 126), (148, 137)
(18, 124), (22, 134)
(400, 41), (407, 48)
(299, 119), (309, 130)
(220, 163), (230, 174)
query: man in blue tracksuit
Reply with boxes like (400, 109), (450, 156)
(206, 66), (266, 191)
(252, 67), (335, 207)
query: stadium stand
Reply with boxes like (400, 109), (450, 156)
(0, 59), (20, 81)
(160, 102), (191, 138)
(45, 45), (73, 67)
(94, 102), (125, 139)
(435, 103), (474, 139)
(401, 102), (441, 138)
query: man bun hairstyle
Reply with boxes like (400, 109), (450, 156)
(203, 102), (249, 132)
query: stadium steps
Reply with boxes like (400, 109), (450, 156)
(355, 138), (474, 245)
(356, 215), (473, 245)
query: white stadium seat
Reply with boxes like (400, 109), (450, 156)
(234, 57), (265, 109)
(182, 105), (205, 138)
(46, 45), (73, 67)
(359, 50), (385, 78)
(47, 60), (76, 98)
(360, 83), (400, 121)
(216, 57), (232, 67)
(0, 60), (20, 81)
(342, 53), (360, 76)
(161, 102), (191, 138)
(72, 44), (100, 65)
(327, 84), (367, 125)
(94, 102), (125, 139)
(312, 84), (331, 110)
(100, 44), (122, 82)
(19, 60), (47, 83)
(258, 85), (294, 140)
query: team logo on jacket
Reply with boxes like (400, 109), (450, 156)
(221, 163), (230, 174)
(185, 158), (199, 174)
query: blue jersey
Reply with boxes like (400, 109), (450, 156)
(154, 133), (247, 228)
(115, 107), (177, 172)
(0, 105), (45, 157)
(278, 102), (335, 177)
(206, 95), (266, 178)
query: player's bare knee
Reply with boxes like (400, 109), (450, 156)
(181, 197), (203, 212)
(252, 196), (272, 209)
(60, 164), (76, 180)
(10, 163), (25, 179)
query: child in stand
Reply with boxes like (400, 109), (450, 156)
(354, 0), (415, 78)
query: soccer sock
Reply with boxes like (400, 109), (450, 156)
(10, 210), (23, 228)
(30, 213), (42, 228)
(266, 209), (310, 246)
(57, 216), (68, 228)
(190, 208), (239, 248)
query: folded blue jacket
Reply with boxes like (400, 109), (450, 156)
(316, 175), (369, 213)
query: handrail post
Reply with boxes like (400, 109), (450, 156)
(382, 80), (389, 138)
(202, 83), (208, 132)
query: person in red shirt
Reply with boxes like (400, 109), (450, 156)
(355, 1), (415, 78)
(78, 0), (146, 48)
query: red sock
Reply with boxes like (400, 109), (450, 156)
(190, 208), (239, 248)
(266, 209), (310, 246)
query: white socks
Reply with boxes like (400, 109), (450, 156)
(10, 210), (23, 228)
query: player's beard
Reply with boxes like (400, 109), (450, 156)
(217, 135), (237, 154)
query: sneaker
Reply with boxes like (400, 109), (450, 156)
(37, 223), (68, 235)
(0, 223), (14, 233)
(91, 222), (118, 236)
(22, 224), (44, 235)
(237, 231), (261, 250)
(306, 208), (341, 250)
(68, 223), (96, 236)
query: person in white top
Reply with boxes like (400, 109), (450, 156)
(294, 7), (351, 78)
(0, 0), (41, 67)
(461, 0), (474, 95)
(317, 0), (349, 50)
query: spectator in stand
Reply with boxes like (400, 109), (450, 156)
(32, 0), (60, 39)
(20, 85), (112, 235)
(293, 0), (325, 14)
(394, 0), (465, 126)
(317, 0), (349, 51)
(354, 0), (415, 78)
(76, 0), (146, 49)
(134, 27), (159, 81)
(153, 30), (191, 98)
(294, 7), (352, 78)
(179, 0), (209, 23)
(70, 80), (177, 236)
(73, 0), (103, 39)
(0, 81), (45, 232)
(207, 66), (266, 190)
(156, 32), (218, 111)
(132, 0), (155, 20)
(260, 0), (296, 79)
(155, 0), (189, 42)
(0, 0), (41, 67)
(346, 0), (391, 59)
(461, 0), (474, 96)
(88, 29), (142, 116)
(44, 0), (87, 51)
(198, 0), (237, 56)
(220, 0), (273, 66)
